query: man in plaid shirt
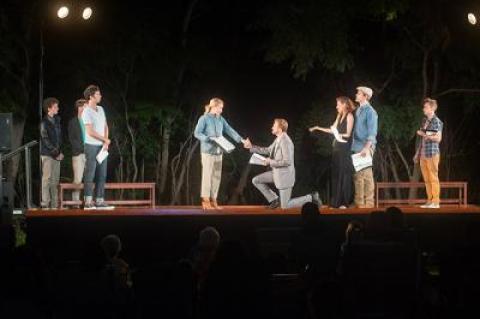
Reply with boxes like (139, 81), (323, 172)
(414, 98), (443, 209)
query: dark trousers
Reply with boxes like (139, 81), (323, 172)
(83, 144), (107, 199)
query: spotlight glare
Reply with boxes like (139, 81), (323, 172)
(57, 6), (69, 19)
(82, 7), (93, 20)
(468, 13), (477, 25)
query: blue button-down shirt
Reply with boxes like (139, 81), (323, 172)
(194, 113), (243, 154)
(351, 102), (378, 153)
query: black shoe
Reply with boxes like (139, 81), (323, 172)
(268, 199), (280, 209)
(311, 191), (322, 207)
(95, 202), (115, 210)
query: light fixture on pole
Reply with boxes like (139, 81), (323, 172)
(468, 13), (477, 25)
(82, 7), (93, 20)
(57, 6), (69, 19)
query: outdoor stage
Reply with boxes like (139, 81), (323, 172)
(25, 204), (480, 217)
(24, 204), (480, 266)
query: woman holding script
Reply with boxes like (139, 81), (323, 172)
(309, 96), (355, 208)
(194, 97), (249, 210)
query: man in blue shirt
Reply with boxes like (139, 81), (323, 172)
(352, 86), (378, 208)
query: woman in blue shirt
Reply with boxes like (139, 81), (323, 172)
(194, 98), (247, 210)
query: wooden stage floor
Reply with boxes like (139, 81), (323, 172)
(25, 204), (480, 217)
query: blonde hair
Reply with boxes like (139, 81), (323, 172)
(274, 118), (288, 132)
(204, 97), (224, 114)
(423, 98), (438, 111)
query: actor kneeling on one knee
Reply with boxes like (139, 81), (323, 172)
(245, 118), (321, 209)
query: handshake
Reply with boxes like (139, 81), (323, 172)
(241, 138), (252, 149)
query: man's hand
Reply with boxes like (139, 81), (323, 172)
(56, 153), (64, 161)
(264, 158), (271, 166)
(360, 147), (370, 157)
(243, 138), (252, 149)
(417, 130), (426, 137)
(104, 138), (111, 145)
(413, 154), (419, 164)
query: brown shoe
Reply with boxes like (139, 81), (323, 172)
(202, 197), (213, 210)
(210, 198), (223, 210)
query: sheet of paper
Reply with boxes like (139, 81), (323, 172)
(249, 153), (268, 166)
(351, 152), (373, 172)
(330, 126), (347, 143)
(210, 136), (235, 153)
(96, 149), (109, 164)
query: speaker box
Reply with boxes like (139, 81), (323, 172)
(0, 180), (14, 224)
(0, 113), (13, 152)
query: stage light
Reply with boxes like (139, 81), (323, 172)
(57, 6), (69, 19)
(82, 7), (93, 20)
(468, 13), (477, 25)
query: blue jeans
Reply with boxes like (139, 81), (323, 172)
(83, 144), (107, 199)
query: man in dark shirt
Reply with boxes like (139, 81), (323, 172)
(68, 99), (87, 206)
(40, 97), (64, 209)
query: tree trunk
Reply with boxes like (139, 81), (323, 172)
(159, 124), (171, 194)
(170, 138), (199, 205)
(228, 164), (251, 205)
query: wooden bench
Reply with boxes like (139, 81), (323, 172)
(58, 182), (156, 209)
(375, 181), (467, 208)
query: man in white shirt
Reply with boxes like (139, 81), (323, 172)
(81, 85), (114, 210)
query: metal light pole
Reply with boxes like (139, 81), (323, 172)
(38, 5), (94, 206)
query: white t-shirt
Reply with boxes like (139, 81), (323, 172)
(82, 105), (107, 146)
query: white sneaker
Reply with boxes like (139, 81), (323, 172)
(95, 202), (115, 210)
(420, 203), (432, 208)
(428, 203), (440, 209)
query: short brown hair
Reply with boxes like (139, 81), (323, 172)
(423, 98), (438, 111)
(274, 118), (288, 132)
(43, 97), (59, 114)
(83, 84), (100, 100)
(75, 99), (87, 112)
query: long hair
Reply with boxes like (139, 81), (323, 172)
(204, 97), (224, 114)
(334, 96), (355, 126)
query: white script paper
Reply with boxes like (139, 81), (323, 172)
(96, 149), (109, 164)
(330, 126), (347, 143)
(210, 136), (235, 153)
(351, 152), (373, 172)
(249, 153), (268, 166)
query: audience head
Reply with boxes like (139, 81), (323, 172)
(198, 226), (221, 250)
(385, 206), (406, 229)
(345, 220), (363, 244)
(100, 234), (122, 260)
(301, 202), (320, 221)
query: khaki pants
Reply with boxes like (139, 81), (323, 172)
(252, 171), (312, 209)
(420, 154), (440, 204)
(353, 167), (375, 208)
(41, 156), (61, 208)
(201, 153), (223, 199)
(72, 154), (86, 201)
